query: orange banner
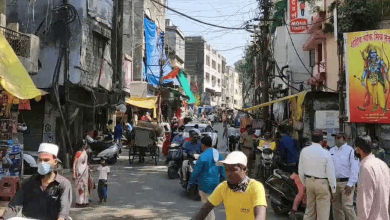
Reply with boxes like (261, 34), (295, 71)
(345, 29), (390, 123)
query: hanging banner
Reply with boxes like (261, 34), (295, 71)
(345, 29), (390, 123)
(289, 0), (308, 33)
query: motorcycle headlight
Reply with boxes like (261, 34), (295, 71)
(262, 153), (273, 160)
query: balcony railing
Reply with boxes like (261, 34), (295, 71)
(0, 26), (31, 58)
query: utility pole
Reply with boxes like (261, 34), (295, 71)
(257, 0), (272, 131)
(336, 0), (345, 132)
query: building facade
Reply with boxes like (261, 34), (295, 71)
(185, 36), (227, 107)
(165, 19), (185, 69)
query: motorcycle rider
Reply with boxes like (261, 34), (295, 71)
(180, 129), (202, 184)
(189, 136), (225, 220)
(3, 143), (72, 220)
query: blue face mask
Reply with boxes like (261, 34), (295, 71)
(37, 162), (53, 175)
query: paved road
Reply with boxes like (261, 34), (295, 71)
(70, 123), (288, 220)
(70, 153), (288, 220)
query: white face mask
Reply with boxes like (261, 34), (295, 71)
(38, 162), (53, 175)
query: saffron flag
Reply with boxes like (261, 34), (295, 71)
(164, 67), (180, 80)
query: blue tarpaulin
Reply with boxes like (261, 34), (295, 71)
(144, 18), (179, 86)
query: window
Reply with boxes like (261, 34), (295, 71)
(234, 100), (238, 105)
(218, 78), (221, 85)
(206, 56), (210, 66)
(309, 50), (315, 67)
(206, 72), (210, 82)
(235, 89), (238, 94)
(212, 60), (216, 69)
(218, 64), (221, 73)
(93, 33), (107, 58)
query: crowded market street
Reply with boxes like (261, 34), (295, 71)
(69, 123), (289, 220)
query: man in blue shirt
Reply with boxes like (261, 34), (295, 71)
(279, 127), (298, 173)
(114, 122), (123, 150)
(189, 136), (225, 220)
(181, 130), (202, 183)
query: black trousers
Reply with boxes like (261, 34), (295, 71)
(228, 136), (236, 152)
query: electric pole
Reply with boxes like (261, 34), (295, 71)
(257, 0), (272, 131)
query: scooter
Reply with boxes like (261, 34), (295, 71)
(167, 141), (184, 179)
(90, 136), (120, 165)
(179, 153), (200, 200)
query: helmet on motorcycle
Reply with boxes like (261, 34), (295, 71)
(189, 129), (200, 138)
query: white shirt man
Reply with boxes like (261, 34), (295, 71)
(329, 133), (359, 220)
(298, 129), (336, 220)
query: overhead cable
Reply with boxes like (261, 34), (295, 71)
(151, 0), (247, 30)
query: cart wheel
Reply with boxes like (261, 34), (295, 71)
(128, 146), (135, 165)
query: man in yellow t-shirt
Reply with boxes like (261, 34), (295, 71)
(191, 151), (267, 220)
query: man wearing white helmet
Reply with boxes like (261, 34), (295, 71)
(192, 151), (267, 220)
(3, 143), (72, 220)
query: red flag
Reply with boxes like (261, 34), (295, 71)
(163, 67), (180, 80)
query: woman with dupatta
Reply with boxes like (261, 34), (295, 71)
(73, 139), (90, 207)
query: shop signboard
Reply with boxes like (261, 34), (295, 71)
(345, 29), (390, 123)
(289, 0), (308, 33)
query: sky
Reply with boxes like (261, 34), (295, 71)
(166, 0), (259, 66)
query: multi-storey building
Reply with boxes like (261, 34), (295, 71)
(185, 36), (226, 106)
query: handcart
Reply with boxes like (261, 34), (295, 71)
(128, 126), (160, 165)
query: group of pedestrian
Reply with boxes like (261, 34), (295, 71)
(298, 129), (390, 220)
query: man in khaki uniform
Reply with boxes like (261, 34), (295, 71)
(298, 130), (336, 220)
(330, 132), (359, 220)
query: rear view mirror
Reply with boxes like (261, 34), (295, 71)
(214, 130), (218, 133)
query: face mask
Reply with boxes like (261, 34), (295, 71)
(38, 162), (53, 175)
(372, 143), (378, 148)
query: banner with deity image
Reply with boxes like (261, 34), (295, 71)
(345, 29), (390, 123)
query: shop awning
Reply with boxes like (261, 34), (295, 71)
(244, 91), (308, 111)
(177, 70), (196, 104)
(0, 32), (41, 100)
(126, 96), (157, 109)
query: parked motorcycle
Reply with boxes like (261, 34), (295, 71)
(167, 142), (184, 179)
(90, 140), (120, 165)
(255, 148), (276, 182)
(266, 169), (303, 215)
(266, 169), (350, 219)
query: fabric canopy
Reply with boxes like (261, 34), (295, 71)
(244, 91), (308, 111)
(0, 32), (41, 100)
(126, 96), (157, 118)
(177, 70), (196, 104)
(126, 96), (157, 109)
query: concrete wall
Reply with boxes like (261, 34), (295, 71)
(185, 36), (205, 104)
(273, 26), (289, 91)
(6, 0), (113, 89)
(166, 26), (185, 64)
(287, 33), (311, 94)
(325, 35), (338, 91)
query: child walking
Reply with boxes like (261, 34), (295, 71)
(97, 158), (110, 203)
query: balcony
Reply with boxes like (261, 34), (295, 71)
(1, 26), (30, 57)
(303, 30), (326, 51)
(0, 26), (40, 74)
(308, 11), (326, 34)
